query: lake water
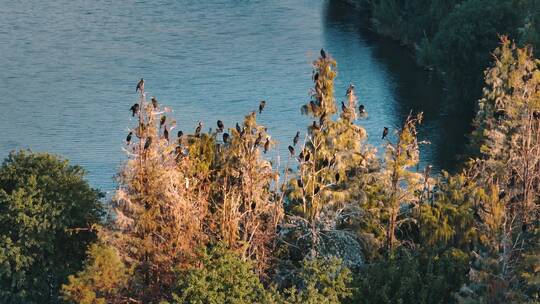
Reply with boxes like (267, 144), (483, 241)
(0, 0), (471, 193)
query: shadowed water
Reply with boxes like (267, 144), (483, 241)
(0, 0), (470, 193)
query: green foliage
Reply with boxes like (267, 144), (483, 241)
(62, 243), (130, 304)
(0, 151), (104, 303)
(169, 243), (272, 304)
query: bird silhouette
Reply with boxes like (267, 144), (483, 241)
(163, 126), (169, 141)
(346, 84), (355, 96)
(254, 133), (262, 148)
(293, 131), (300, 146)
(126, 132), (133, 145)
(195, 121), (203, 137)
(264, 137), (270, 153)
(177, 130), (183, 144)
(151, 97), (158, 109)
(235, 122), (242, 134)
(159, 116), (166, 128)
(313, 72), (319, 82)
(259, 100), (266, 114)
(288, 145), (295, 156)
(359, 104), (365, 114)
(217, 120), (224, 132)
(341, 101), (347, 112)
(144, 137), (152, 150)
(382, 127), (389, 140)
(136, 78), (144, 92)
(130, 103), (139, 117)
(223, 132), (230, 144)
(320, 48), (327, 59)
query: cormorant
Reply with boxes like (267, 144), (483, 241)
(254, 133), (262, 147)
(151, 97), (158, 109)
(313, 72), (319, 82)
(341, 101), (347, 112)
(217, 120), (224, 132)
(382, 127), (389, 140)
(163, 126), (169, 141)
(236, 122), (242, 134)
(259, 100), (266, 114)
(346, 84), (355, 96)
(288, 145), (295, 156)
(159, 116), (166, 128)
(293, 131), (300, 146)
(136, 78), (144, 92)
(177, 130), (183, 139)
(320, 48), (327, 59)
(264, 137), (270, 153)
(195, 121), (203, 137)
(359, 104), (365, 114)
(223, 132), (230, 144)
(130, 103), (139, 117)
(126, 132), (133, 145)
(144, 137), (152, 150)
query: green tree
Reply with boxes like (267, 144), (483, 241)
(0, 151), (104, 303)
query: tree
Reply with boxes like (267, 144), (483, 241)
(0, 151), (104, 303)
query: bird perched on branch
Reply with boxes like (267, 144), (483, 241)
(126, 132), (132, 145)
(293, 131), (300, 146)
(264, 137), (270, 153)
(130, 103), (139, 117)
(217, 120), (224, 132)
(144, 137), (152, 150)
(382, 127), (389, 140)
(223, 132), (230, 144)
(320, 48), (327, 59)
(288, 145), (295, 156)
(163, 126), (169, 142)
(259, 100), (266, 114)
(136, 78), (144, 93)
(195, 121), (203, 137)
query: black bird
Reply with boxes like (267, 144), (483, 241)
(382, 127), (389, 140)
(359, 104), (365, 114)
(288, 145), (295, 156)
(163, 126), (169, 141)
(217, 120), (224, 132)
(335, 172), (340, 183)
(304, 151), (310, 162)
(195, 121), (203, 137)
(313, 72), (319, 82)
(341, 101), (347, 112)
(254, 133), (262, 147)
(236, 122), (242, 134)
(259, 100), (266, 114)
(177, 130), (184, 144)
(151, 97), (158, 109)
(223, 132), (230, 144)
(136, 78), (144, 92)
(126, 132), (133, 145)
(159, 116), (166, 128)
(346, 84), (355, 96)
(264, 137), (270, 153)
(293, 131), (300, 146)
(144, 137), (152, 150)
(320, 48), (327, 59)
(130, 103), (140, 117)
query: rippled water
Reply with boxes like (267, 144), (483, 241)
(0, 0), (470, 193)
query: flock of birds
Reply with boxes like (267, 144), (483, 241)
(126, 49), (393, 159)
